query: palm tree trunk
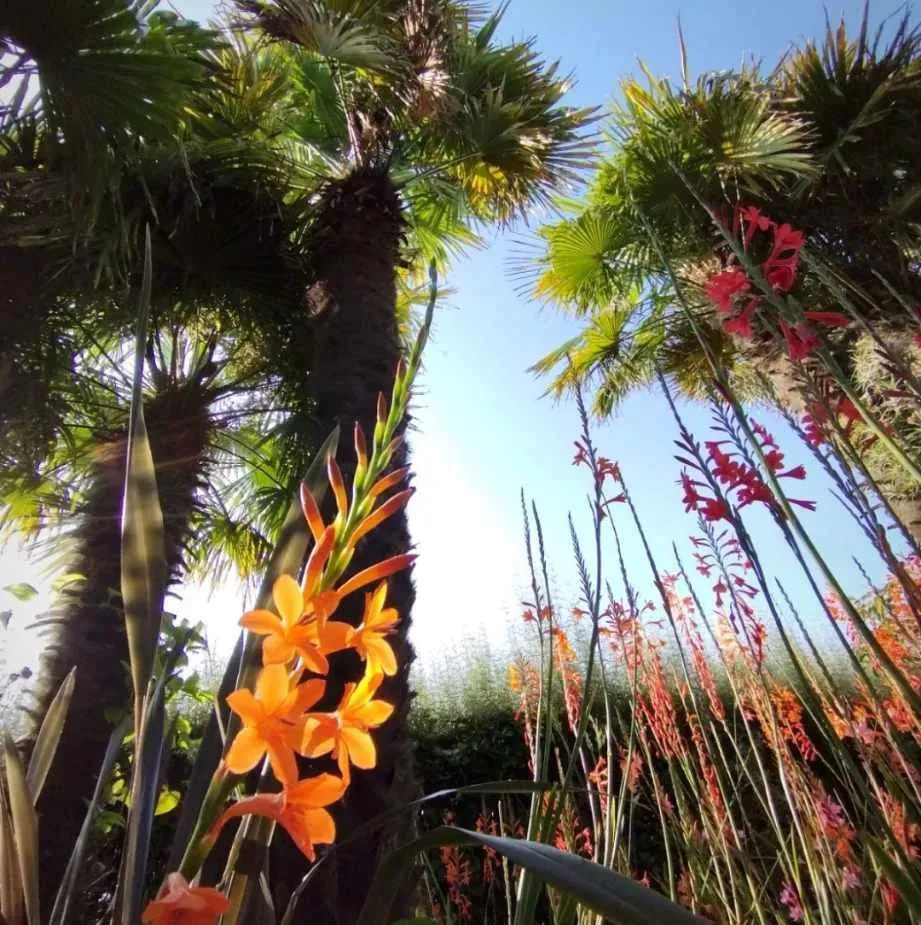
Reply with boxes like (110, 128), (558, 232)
(30, 380), (212, 917)
(270, 165), (419, 924)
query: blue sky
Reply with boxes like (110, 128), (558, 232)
(0, 0), (898, 683)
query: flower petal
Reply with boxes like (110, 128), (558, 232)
(225, 727), (266, 775)
(341, 726), (376, 769)
(319, 621), (355, 655)
(300, 717), (336, 758)
(284, 679), (326, 716)
(266, 740), (299, 788)
(226, 689), (262, 727)
(255, 664), (291, 714)
(304, 806), (336, 845)
(273, 574), (305, 629)
(239, 609), (283, 636)
(263, 634), (296, 666)
(365, 637), (397, 676)
(353, 700), (394, 727)
(288, 773), (347, 808)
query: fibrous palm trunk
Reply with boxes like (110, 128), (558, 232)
(270, 165), (418, 924)
(30, 380), (212, 917)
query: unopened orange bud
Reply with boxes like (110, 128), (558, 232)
(327, 455), (348, 519)
(354, 423), (368, 470)
(376, 392), (387, 424)
(300, 483), (326, 543)
(348, 488), (414, 549)
(337, 554), (417, 599)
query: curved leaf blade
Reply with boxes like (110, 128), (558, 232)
(4, 737), (39, 925)
(25, 667), (76, 802)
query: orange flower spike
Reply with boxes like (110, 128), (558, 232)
(302, 525), (336, 602)
(301, 669), (395, 774)
(327, 455), (349, 522)
(348, 489), (414, 551)
(369, 466), (412, 499)
(300, 482), (326, 544)
(240, 574), (329, 673)
(352, 582), (400, 676)
(336, 553), (416, 600)
(225, 666), (324, 786)
(142, 872), (230, 925)
(209, 774), (346, 863)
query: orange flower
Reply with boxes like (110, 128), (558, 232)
(351, 582), (400, 676)
(209, 774), (346, 862)
(240, 574), (351, 672)
(301, 669), (394, 777)
(142, 873), (229, 925)
(225, 665), (323, 786)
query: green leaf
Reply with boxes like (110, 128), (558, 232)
(154, 788), (180, 816)
(3, 583), (37, 602)
(357, 827), (707, 925)
(25, 668), (76, 802)
(4, 737), (39, 925)
(121, 227), (167, 731)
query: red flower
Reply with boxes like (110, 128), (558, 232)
(705, 267), (751, 314)
(804, 311), (850, 328)
(722, 298), (757, 338)
(780, 320), (820, 361)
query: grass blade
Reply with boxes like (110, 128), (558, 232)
(25, 667), (76, 802)
(357, 827), (707, 925)
(4, 737), (39, 925)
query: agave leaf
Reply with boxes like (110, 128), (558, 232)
(25, 668), (76, 802)
(4, 737), (39, 925)
(357, 827), (707, 925)
(164, 425), (340, 876)
(48, 717), (130, 925)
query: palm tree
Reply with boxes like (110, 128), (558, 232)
(230, 1), (593, 916)
(529, 13), (921, 538)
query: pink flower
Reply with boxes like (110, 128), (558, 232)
(779, 882), (804, 922)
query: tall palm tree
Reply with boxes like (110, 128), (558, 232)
(232, 1), (593, 916)
(529, 13), (921, 537)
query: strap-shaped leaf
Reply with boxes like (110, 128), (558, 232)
(48, 717), (130, 925)
(357, 827), (708, 925)
(121, 228), (167, 734)
(4, 737), (39, 925)
(0, 771), (25, 925)
(25, 667), (76, 802)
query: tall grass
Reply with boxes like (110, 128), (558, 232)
(418, 205), (921, 925)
